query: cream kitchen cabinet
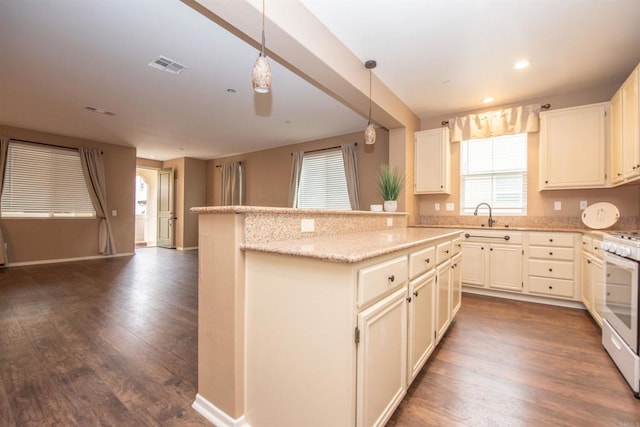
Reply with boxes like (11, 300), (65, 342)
(527, 232), (580, 300)
(407, 269), (435, 383)
(243, 230), (462, 427)
(611, 63), (640, 184)
(414, 128), (451, 194)
(451, 253), (462, 316)
(435, 259), (452, 342)
(581, 234), (605, 326)
(461, 230), (524, 292)
(539, 102), (609, 189)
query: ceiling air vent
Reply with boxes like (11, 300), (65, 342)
(149, 56), (188, 75)
(84, 106), (115, 116)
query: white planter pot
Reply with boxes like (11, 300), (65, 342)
(383, 200), (397, 212)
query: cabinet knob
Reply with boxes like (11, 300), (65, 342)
(406, 296), (412, 303)
(388, 275), (395, 282)
(587, 260), (592, 264)
(618, 173), (623, 176)
(548, 285), (553, 290)
(444, 249), (449, 254)
(413, 290), (419, 297)
(481, 247), (484, 250)
(549, 252), (553, 256)
(490, 248), (493, 251)
(549, 239), (554, 242)
(545, 180), (549, 184)
(425, 258), (430, 263)
(549, 268), (553, 272)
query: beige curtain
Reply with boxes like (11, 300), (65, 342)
(221, 161), (244, 206)
(448, 104), (541, 142)
(341, 143), (360, 210)
(288, 151), (304, 207)
(0, 137), (9, 266)
(79, 147), (116, 255)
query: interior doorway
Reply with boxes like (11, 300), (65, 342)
(135, 167), (159, 248)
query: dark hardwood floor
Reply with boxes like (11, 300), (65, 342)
(389, 294), (640, 426)
(1, 249), (639, 426)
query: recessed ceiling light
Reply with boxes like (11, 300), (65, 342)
(513, 60), (530, 70)
(482, 97), (494, 104)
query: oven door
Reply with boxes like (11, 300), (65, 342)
(603, 251), (639, 353)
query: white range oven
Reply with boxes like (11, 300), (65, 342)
(601, 231), (640, 398)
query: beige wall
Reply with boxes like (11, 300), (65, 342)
(208, 130), (390, 209)
(1, 125), (136, 263)
(136, 158), (162, 169)
(417, 82), (640, 221)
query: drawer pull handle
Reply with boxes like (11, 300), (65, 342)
(425, 258), (430, 263)
(413, 290), (419, 297)
(464, 233), (510, 241)
(549, 252), (553, 256)
(388, 275), (395, 282)
(406, 296), (412, 303)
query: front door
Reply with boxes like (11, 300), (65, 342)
(157, 168), (175, 248)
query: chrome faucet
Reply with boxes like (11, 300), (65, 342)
(473, 202), (497, 227)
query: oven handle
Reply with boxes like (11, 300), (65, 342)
(604, 251), (638, 269)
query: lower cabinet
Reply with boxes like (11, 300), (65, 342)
(489, 244), (523, 291)
(357, 287), (408, 427)
(581, 234), (605, 326)
(407, 269), (436, 383)
(244, 232), (462, 427)
(461, 231), (523, 291)
(451, 253), (462, 316)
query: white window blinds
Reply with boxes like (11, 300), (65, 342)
(1, 142), (96, 217)
(297, 149), (351, 210)
(460, 133), (527, 215)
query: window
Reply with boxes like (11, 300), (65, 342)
(460, 133), (527, 215)
(1, 142), (96, 218)
(297, 149), (351, 210)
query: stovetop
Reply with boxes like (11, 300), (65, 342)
(603, 231), (640, 260)
(609, 231), (640, 242)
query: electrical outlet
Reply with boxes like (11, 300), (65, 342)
(446, 203), (454, 211)
(434, 203), (440, 211)
(301, 218), (315, 232)
(111, 210), (117, 217)
(386, 218), (393, 227)
(580, 200), (588, 210)
(554, 201), (562, 211)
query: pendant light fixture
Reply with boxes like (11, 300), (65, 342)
(252, 0), (271, 94)
(364, 60), (377, 145)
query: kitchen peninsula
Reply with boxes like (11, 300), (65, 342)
(190, 206), (462, 427)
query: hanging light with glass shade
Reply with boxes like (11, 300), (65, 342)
(252, 0), (271, 93)
(364, 60), (377, 145)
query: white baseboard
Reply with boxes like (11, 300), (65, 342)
(462, 285), (585, 310)
(6, 252), (135, 267)
(177, 246), (198, 251)
(192, 394), (249, 427)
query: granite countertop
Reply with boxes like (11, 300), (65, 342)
(241, 228), (462, 263)
(191, 206), (407, 216)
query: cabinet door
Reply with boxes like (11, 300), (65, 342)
(357, 287), (407, 427)
(611, 90), (624, 184)
(621, 67), (640, 180)
(451, 254), (462, 316)
(461, 242), (485, 287)
(581, 254), (593, 310)
(591, 259), (605, 326)
(436, 261), (452, 341)
(488, 244), (522, 291)
(414, 128), (450, 194)
(539, 103), (607, 189)
(407, 270), (435, 383)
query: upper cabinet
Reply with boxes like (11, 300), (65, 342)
(414, 128), (450, 194)
(539, 102), (609, 190)
(611, 63), (640, 185)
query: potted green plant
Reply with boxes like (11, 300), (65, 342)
(376, 164), (406, 212)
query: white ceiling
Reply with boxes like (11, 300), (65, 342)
(1, 0), (639, 161)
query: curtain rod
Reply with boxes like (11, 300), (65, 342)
(10, 138), (103, 154)
(290, 142), (357, 156)
(215, 161), (243, 168)
(440, 103), (551, 126)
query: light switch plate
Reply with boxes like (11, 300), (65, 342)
(111, 210), (117, 217)
(301, 218), (315, 232)
(580, 200), (588, 210)
(554, 201), (562, 211)
(386, 218), (393, 227)
(434, 203), (440, 211)
(446, 203), (454, 211)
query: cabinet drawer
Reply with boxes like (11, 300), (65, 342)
(529, 276), (574, 298)
(528, 246), (574, 261)
(528, 259), (574, 280)
(528, 232), (575, 247)
(358, 256), (408, 307)
(436, 241), (452, 265)
(581, 236), (593, 254)
(409, 246), (435, 279)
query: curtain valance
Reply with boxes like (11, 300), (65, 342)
(448, 104), (541, 142)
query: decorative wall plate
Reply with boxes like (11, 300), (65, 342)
(581, 202), (620, 229)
